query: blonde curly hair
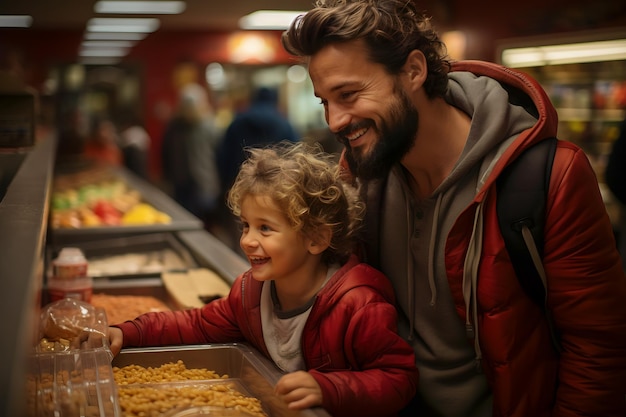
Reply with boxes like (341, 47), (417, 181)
(227, 142), (364, 265)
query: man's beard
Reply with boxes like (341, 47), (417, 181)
(338, 89), (418, 181)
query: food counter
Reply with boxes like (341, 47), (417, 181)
(3, 138), (331, 416)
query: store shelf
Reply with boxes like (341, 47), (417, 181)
(498, 32), (625, 229)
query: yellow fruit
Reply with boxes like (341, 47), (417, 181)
(121, 203), (170, 225)
(154, 212), (172, 224)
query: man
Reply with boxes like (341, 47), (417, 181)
(282, 1), (626, 416)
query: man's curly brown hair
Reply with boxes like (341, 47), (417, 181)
(282, 0), (450, 98)
(227, 142), (364, 265)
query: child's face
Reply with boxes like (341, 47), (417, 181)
(239, 194), (317, 284)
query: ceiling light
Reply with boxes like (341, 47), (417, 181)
(79, 47), (130, 57)
(0, 15), (33, 28)
(239, 10), (305, 30)
(84, 32), (148, 41)
(94, 1), (186, 14)
(81, 40), (135, 48)
(79, 57), (122, 66)
(86, 17), (160, 33)
(501, 39), (626, 67)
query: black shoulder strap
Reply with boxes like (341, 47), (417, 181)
(496, 137), (557, 306)
(496, 137), (562, 353)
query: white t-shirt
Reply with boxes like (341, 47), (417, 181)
(260, 265), (338, 372)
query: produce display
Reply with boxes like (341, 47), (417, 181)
(50, 168), (171, 228)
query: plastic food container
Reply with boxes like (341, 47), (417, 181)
(47, 276), (93, 303)
(52, 247), (88, 279)
(27, 299), (121, 416)
(48, 247), (92, 302)
(26, 347), (122, 417)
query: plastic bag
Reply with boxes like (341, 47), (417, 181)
(37, 298), (109, 352)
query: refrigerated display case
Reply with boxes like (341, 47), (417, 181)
(2, 136), (332, 416)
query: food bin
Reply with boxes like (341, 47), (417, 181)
(112, 343), (332, 417)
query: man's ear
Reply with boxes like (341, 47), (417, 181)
(308, 226), (332, 255)
(402, 50), (428, 89)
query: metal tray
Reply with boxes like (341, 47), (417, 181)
(46, 233), (198, 281)
(112, 344), (331, 417)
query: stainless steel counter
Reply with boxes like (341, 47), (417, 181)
(0, 137), (55, 416)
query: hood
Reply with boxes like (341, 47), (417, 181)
(318, 254), (396, 306)
(448, 60), (559, 198)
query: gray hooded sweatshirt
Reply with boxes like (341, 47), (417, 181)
(375, 71), (538, 417)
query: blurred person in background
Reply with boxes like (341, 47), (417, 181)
(282, 0), (626, 416)
(118, 113), (151, 180)
(215, 86), (299, 250)
(161, 83), (221, 226)
(217, 86), (299, 192)
(83, 116), (123, 166)
(605, 118), (626, 271)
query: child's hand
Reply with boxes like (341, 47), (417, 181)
(108, 326), (123, 357)
(274, 370), (322, 410)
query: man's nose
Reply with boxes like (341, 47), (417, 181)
(326, 103), (350, 134)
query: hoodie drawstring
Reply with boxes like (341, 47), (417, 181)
(462, 200), (485, 370)
(427, 193), (443, 306)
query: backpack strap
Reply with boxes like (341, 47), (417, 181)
(496, 137), (562, 352)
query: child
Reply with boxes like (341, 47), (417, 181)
(108, 142), (418, 417)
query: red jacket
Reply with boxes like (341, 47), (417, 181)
(117, 254), (418, 417)
(355, 61), (626, 417)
